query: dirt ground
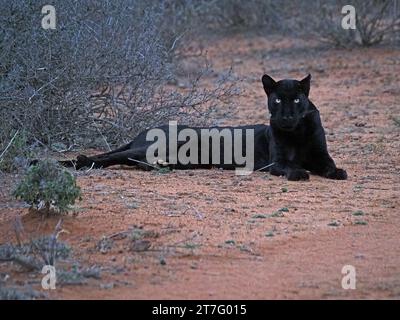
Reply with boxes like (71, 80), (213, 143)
(0, 34), (399, 299)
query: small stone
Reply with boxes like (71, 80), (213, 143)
(100, 283), (114, 290)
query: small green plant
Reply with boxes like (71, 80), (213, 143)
(252, 214), (267, 219)
(354, 220), (368, 226)
(183, 243), (200, 250)
(225, 240), (236, 245)
(157, 167), (171, 174)
(13, 160), (81, 214)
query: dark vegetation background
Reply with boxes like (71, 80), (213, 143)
(0, 0), (399, 172)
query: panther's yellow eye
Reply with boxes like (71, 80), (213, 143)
(294, 98), (300, 104)
(275, 98), (281, 104)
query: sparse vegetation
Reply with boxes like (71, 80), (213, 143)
(0, 219), (103, 295)
(304, 0), (400, 47)
(0, 0), (238, 160)
(57, 265), (102, 285)
(225, 240), (236, 245)
(0, 286), (44, 300)
(354, 220), (368, 225)
(156, 167), (172, 175)
(252, 214), (267, 219)
(0, 219), (70, 269)
(270, 211), (285, 218)
(97, 236), (113, 255)
(177, 0), (399, 47)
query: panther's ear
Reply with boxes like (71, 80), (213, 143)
(262, 74), (276, 96)
(300, 74), (311, 97)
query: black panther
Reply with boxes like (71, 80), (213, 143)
(59, 74), (347, 181)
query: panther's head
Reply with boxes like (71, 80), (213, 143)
(262, 74), (312, 132)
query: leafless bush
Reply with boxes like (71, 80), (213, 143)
(161, 0), (287, 32)
(0, 0), (238, 164)
(303, 0), (400, 47)
(0, 218), (102, 293)
(0, 219), (69, 270)
(0, 286), (45, 300)
(163, 0), (399, 46)
(356, 0), (400, 46)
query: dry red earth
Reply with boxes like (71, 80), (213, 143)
(1, 34), (399, 299)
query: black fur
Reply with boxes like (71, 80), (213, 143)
(261, 74), (347, 181)
(59, 74), (347, 181)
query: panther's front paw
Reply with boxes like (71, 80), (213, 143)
(287, 169), (310, 181)
(326, 168), (347, 180)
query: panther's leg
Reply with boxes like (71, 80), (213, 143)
(269, 162), (310, 181)
(76, 148), (149, 169)
(303, 129), (347, 180)
(306, 152), (347, 180)
(269, 162), (286, 176)
(83, 143), (132, 162)
(55, 143), (132, 168)
(267, 141), (309, 181)
(270, 163), (310, 181)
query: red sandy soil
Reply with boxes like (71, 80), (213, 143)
(0, 34), (399, 299)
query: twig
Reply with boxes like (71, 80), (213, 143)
(85, 162), (95, 173)
(128, 158), (159, 170)
(169, 30), (188, 53)
(0, 130), (19, 164)
(13, 216), (24, 247)
(28, 72), (64, 102)
(107, 230), (129, 240)
(254, 162), (275, 172)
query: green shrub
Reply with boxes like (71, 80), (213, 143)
(13, 160), (81, 214)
